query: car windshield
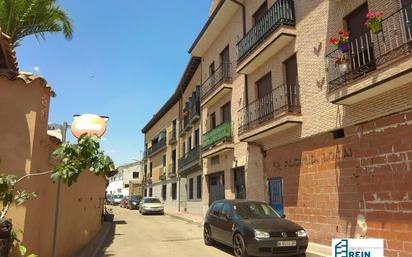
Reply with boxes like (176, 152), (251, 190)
(144, 198), (161, 203)
(130, 196), (140, 201)
(234, 202), (280, 219)
(114, 195), (123, 199)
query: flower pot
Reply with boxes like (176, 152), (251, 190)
(369, 22), (382, 34)
(0, 220), (12, 257)
(338, 42), (350, 53)
(339, 63), (348, 73)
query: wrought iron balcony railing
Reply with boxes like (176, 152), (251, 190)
(203, 122), (232, 149)
(178, 146), (201, 173)
(237, 0), (295, 62)
(201, 63), (232, 100)
(147, 138), (166, 157)
(325, 5), (412, 91)
(238, 83), (300, 133)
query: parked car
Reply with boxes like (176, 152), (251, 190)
(139, 197), (164, 215)
(109, 194), (123, 205)
(127, 195), (142, 209)
(203, 200), (308, 257)
(120, 196), (129, 208)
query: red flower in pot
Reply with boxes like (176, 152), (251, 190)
(330, 31), (350, 53)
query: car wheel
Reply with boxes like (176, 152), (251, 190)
(203, 224), (214, 246)
(233, 233), (249, 257)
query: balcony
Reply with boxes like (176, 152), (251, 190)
(147, 138), (166, 157)
(237, 0), (296, 74)
(201, 63), (232, 107)
(202, 122), (233, 157)
(238, 83), (301, 142)
(178, 146), (201, 176)
(326, 5), (412, 105)
(168, 130), (177, 145)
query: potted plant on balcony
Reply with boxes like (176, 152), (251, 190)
(335, 57), (350, 73)
(329, 31), (350, 53)
(365, 11), (384, 34)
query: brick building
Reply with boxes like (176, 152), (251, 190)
(142, 0), (412, 255)
(187, 0), (412, 255)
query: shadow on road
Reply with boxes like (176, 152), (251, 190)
(96, 221), (117, 257)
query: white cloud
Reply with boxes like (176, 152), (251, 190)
(105, 150), (116, 154)
(101, 137), (108, 141)
(33, 66), (40, 73)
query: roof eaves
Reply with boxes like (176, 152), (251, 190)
(188, 0), (226, 54)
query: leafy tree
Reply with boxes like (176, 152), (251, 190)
(0, 0), (73, 48)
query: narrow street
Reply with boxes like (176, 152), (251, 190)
(97, 207), (234, 257)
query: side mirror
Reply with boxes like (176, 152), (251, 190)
(281, 214), (286, 219)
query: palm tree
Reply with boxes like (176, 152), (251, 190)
(0, 0), (73, 48)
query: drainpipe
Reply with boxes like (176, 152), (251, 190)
(229, 0), (249, 106)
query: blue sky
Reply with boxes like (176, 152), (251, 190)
(16, 0), (211, 165)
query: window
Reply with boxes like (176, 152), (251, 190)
(253, 1), (268, 25)
(188, 136), (192, 151)
(221, 203), (233, 218)
(210, 202), (224, 216)
(172, 119), (177, 138)
(171, 149), (176, 173)
(210, 112), (216, 129)
(221, 102), (231, 123)
(162, 154), (166, 168)
(209, 62), (215, 77)
(189, 178), (194, 199)
(144, 188), (147, 197)
(132, 172), (139, 179)
(144, 164), (147, 176)
(149, 188), (153, 197)
(162, 185), (167, 201)
(171, 183), (177, 200)
(194, 129), (199, 147)
(257, 72), (272, 99)
(182, 142), (186, 157)
(149, 162), (153, 177)
(125, 184), (129, 188)
(196, 175), (202, 199)
(220, 45), (230, 66)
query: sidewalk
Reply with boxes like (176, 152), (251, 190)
(75, 221), (114, 257)
(165, 211), (204, 226)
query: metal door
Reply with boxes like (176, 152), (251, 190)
(209, 173), (225, 206)
(268, 177), (284, 215)
(234, 168), (246, 199)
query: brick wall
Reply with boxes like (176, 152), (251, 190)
(264, 109), (412, 257)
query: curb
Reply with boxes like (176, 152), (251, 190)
(75, 221), (114, 257)
(165, 212), (203, 226)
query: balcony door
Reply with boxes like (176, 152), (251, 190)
(345, 3), (375, 71)
(221, 102), (231, 124)
(171, 149), (176, 173)
(253, 1), (268, 25)
(220, 46), (230, 78)
(401, 0), (412, 42)
(256, 73), (273, 120)
(284, 54), (299, 111)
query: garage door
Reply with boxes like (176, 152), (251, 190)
(208, 173), (225, 206)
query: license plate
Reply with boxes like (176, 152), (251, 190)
(277, 240), (296, 247)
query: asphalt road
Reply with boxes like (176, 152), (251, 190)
(97, 206), (234, 257)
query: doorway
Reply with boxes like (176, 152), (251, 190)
(268, 177), (284, 215)
(208, 173), (225, 206)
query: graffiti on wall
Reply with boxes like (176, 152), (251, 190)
(272, 146), (353, 171)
